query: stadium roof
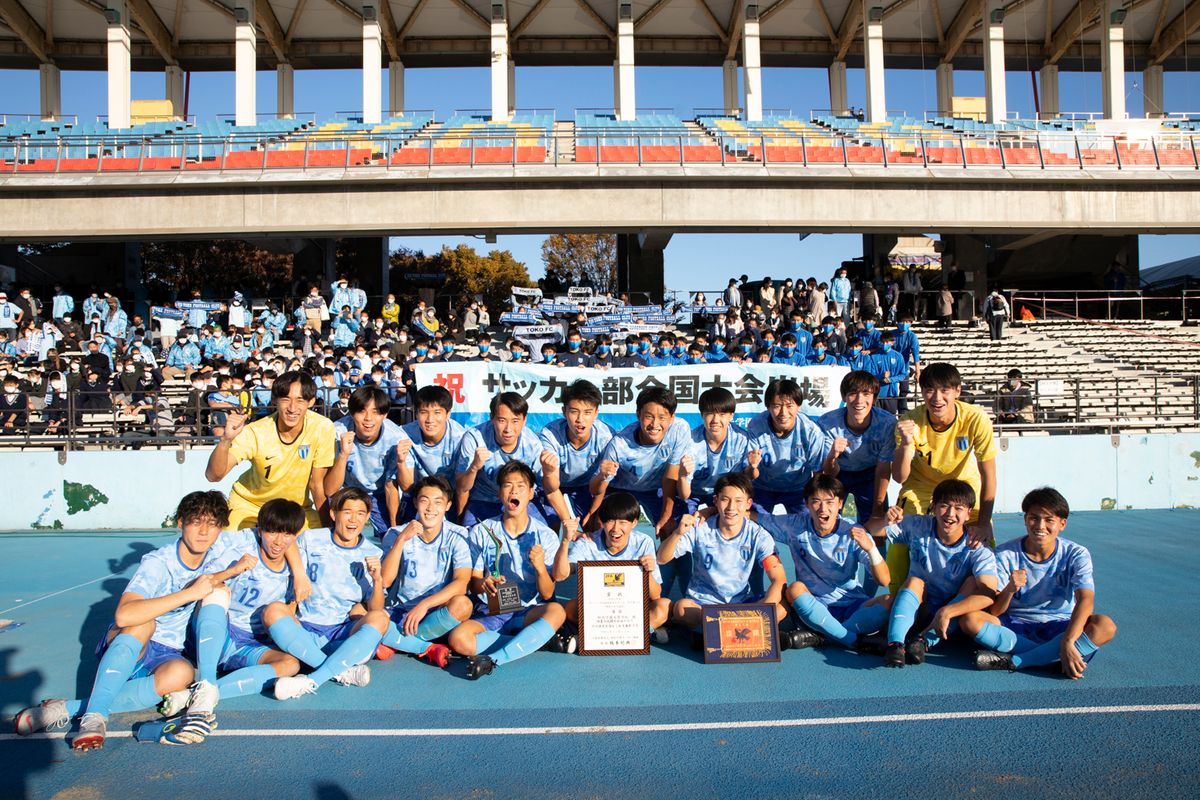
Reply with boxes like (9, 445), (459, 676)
(1141, 252), (1200, 286)
(0, 0), (1197, 73)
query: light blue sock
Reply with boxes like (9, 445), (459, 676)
(83, 633), (142, 717)
(792, 593), (855, 646)
(416, 607), (459, 640)
(975, 622), (1019, 653)
(217, 665), (278, 699)
(921, 595), (966, 649)
(491, 619), (556, 667)
(1011, 632), (1100, 669)
(845, 603), (889, 637)
(886, 588), (920, 645)
(195, 602), (228, 684)
(309, 626), (384, 686)
(473, 630), (502, 655)
(382, 621), (432, 655)
(110, 676), (163, 713)
(267, 617), (326, 668)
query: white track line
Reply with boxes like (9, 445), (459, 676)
(3, 703), (1198, 742)
(0, 573), (115, 616)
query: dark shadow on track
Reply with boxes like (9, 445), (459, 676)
(0, 648), (52, 800)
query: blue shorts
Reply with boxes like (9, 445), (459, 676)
(751, 487), (807, 516)
(300, 619), (357, 653)
(838, 467), (879, 523)
(542, 487), (594, 530)
(95, 628), (187, 678)
(1000, 615), (1072, 648)
(624, 488), (684, 526)
(366, 491), (389, 539)
(219, 625), (273, 672)
(689, 591), (765, 607)
(828, 596), (870, 623)
(470, 606), (530, 633)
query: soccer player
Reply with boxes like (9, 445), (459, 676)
(398, 385), (466, 520)
(889, 362), (997, 592)
(818, 370), (896, 523)
(205, 370), (336, 530)
(867, 480), (999, 668)
(869, 331), (908, 413)
(325, 385), (411, 536)
(449, 461), (569, 680)
(375, 476), (474, 667)
(540, 380), (613, 530)
(962, 487), (1116, 676)
(14, 492), (251, 750)
(745, 378), (826, 515)
(678, 386), (760, 515)
(265, 488), (389, 699)
(552, 492), (672, 643)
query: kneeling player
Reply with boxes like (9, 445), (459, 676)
(449, 461), (568, 679)
(376, 476), (474, 667)
(961, 487), (1116, 677)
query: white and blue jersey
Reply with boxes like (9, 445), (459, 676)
(817, 407), (897, 474)
(467, 517), (559, 610)
(674, 518), (776, 605)
(886, 516), (997, 606)
(454, 423), (546, 504)
(297, 529), (383, 626)
(994, 536), (1094, 624)
(758, 511), (873, 607)
(402, 419), (466, 483)
(212, 529), (294, 637)
(568, 530), (662, 585)
(540, 418), (614, 490)
(123, 539), (228, 650)
(745, 411), (826, 493)
(382, 521), (471, 612)
(684, 424), (753, 499)
(334, 417), (409, 495)
(601, 418), (690, 494)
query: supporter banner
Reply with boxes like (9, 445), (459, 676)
(499, 311), (543, 325)
(540, 303), (580, 315)
(568, 287), (594, 299)
(679, 305), (730, 315)
(513, 324), (562, 339)
(175, 300), (223, 312)
(151, 306), (186, 321)
(629, 304), (663, 315)
(510, 287), (542, 307)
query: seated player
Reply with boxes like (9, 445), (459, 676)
(551, 492), (672, 644)
(539, 380), (612, 532)
(375, 476), (474, 667)
(745, 378), (826, 515)
(678, 387), (761, 515)
(818, 371), (896, 523)
(15, 492), (250, 750)
(867, 480), (999, 668)
(325, 385), (410, 536)
(264, 488), (388, 699)
(962, 487), (1117, 676)
(448, 461), (569, 680)
(398, 385), (466, 522)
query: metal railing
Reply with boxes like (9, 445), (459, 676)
(1007, 289), (1200, 322)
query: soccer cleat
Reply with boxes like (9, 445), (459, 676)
(974, 650), (1016, 671)
(852, 633), (888, 655)
(375, 643), (397, 661)
(71, 712), (107, 751)
(651, 627), (669, 645)
(779, 629), (826, 651)
(332, 664), (371, 688)
(417, 643), (452, 669)
(884, 642), (906, 668)
(466, 655), (496, 680)
(157, 689), (191, 718)
(540, 631), (577, 655)
(160, 713), (218, 746)
(185, 680), (219, 718)
(906, 637), (928, 665)
(14, 699), (69, 736)
(273, 676), (319, 700)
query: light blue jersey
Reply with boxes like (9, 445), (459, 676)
(684, 423), (753, 499)
(381, 521), (471, 612)
(745, 411), (826, 492)
(213, 529), (294, 636)
(675, 518), (776, 605)
(124, 539), (228, 649)
(334, 417), (409, 494)
(995, 536), (1094, 624)
(886, 515), (997, 606)
(467, 517), (559, 609)
(402, 419), (466, 482)
(817, 407), (897, 474)
(297, 529), (383, 626)
(602, 418), (690, 493)
(540, 418), (614, 490)
(568, 530), (662, 585)
(758, 511), (873, 607)
(454, 423), (546, 504)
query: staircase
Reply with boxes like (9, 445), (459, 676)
(553, 121), (575, 163)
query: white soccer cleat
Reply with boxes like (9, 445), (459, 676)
(72, 712), (107, 751)
(273, 676), (319, 700)
(157, 689), (191, 718)
(185, 680), (220, 718)
(14, 699), (69, 736)
(331, 664), (371, 688)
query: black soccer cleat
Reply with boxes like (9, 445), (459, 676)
(973, 650), (1016, 671)
(852, 633), (887, 655)
(466, 655), (497, 680)
(540, 631), (577, 654)
(779, 629), (826, 651)
(906, 637), (928, 665)
(884, 642), (906, 668)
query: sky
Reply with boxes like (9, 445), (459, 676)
(2, 60), (1198, 287)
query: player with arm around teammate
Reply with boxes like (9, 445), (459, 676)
(325, 385), (411, 536)
(539, 379), (613, 532)
(397, 385), (466, 522)
(818, 370), (896, 524)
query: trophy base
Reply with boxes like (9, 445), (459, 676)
(488, 584), (524, 615)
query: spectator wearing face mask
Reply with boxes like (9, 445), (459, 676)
(76, 368), (112, 419)
(471, 333), (500, 363)
(432, 337), (463, 363)
(381, 294), (400, 326)
(842, 338), (872, 372)
(891, 314), (921, 412)
(829, 269), (852, 320)
(82, 338), (113, 383)
(0, 291), (23, 333)
(870, 331), (908, 413)
(770, 333), (804, 366)
(226, 292), (250, 329)
(0, 375), (29, 434)
(41, 371), (68, 435)
(225, 334), (252, 364)
(258, 304), (287, 338)
(414, 307), (440, 339)
(163, 334), (202, 380)
(997, 369), (1033, 424)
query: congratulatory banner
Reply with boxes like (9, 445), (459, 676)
(413, 362), (849, 429)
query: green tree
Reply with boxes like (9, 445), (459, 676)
(141, 240), (294, 295)
(390, 244), (532, 311)
(541, 234), (616, 292)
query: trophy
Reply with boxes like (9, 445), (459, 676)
(485, 524), (524, 615)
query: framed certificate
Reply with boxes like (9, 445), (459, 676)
(701, 603), (781, 664)
(576, 560), (650, 656)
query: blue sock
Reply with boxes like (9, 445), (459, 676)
(416, 607), (459, 640)
(844, 602), (889, 637)
(267, 617), (326, 668)
(473, 630), (502, 655)
(975, 622), (1019, 653)
(491, 619), (556, 667)
(217, 665), (278, 699)
(382, 621), (432, 655)
(886, 589), (920, 645)
(792, 593), (855, 646)
(921, 595), (966, 649)
(84, 633), (142, 717)
(110, 676), (163, 713)
(195, 602), (228, 684)
(309, 626), (384, 686)
(1011, 632), (1100, 669)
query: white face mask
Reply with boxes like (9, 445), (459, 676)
(51, 381), (64, 391)
(124, 365), (135, 373)
(4, 389), (17, 397)
(192, 381), (206, 390)
(398, 333), (407, 341)
(70, 364), (80, 372)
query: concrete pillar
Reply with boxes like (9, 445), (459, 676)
(362, 10), (382, 124)
(1143, 64), (1164, 116)
(742, 4), (762, 122)
(165, 65), (184, 118)
(277, 63), (294, 119)
(490, 2), (509, 122)
(983, 4), (1007, 124)
(862, 2), (886, 123)
(935, 63), (953, 115)
(616, 233), (667, 303)
(1100, 2), (1126, 120)
(106, 1), (131, 129)
(508, 59), (516, 116)
(234, 3), (257, 127)
(39, 64), (61, 121)
(616, 2), (635, 120)
(723, 59), (739, 114)
(827, 62), (848, 116)
(1039, 64), (1059, 118)
(389, 62), (404, 115)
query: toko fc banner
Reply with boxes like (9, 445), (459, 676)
(413, 362), (849, 430)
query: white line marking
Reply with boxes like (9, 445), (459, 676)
(2, 703), (1198, 742)
(0, 573), (115, 616)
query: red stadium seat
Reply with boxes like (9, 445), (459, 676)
(390, 148), (432, 165)
(682, 146), (722, 162)
(265, 150), (305, 168)
(224, 150), (266, 169)
(516, 146), (547, 163)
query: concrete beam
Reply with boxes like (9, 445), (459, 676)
(574, 0), (616, 40)
(941, 0), (984, 64)
(983, 2), (1006, 123)
(127, 0), (176, 65)
(1047, 0), (1103, 65)
(1143, 64), (1164, 115)
(935, 63), (953, 115)
(1150, 0), (1200, 65)
(0, 0), (51, 63)
(255, 0), (289, 63)
(277, 62), (294, 118)
(829, 60), (848, 115)
(376, 0), (399, 61)
(834, 1), (862, 62)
